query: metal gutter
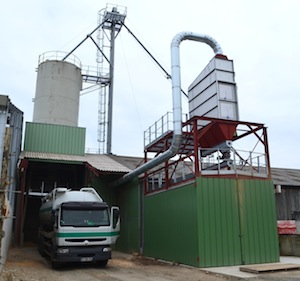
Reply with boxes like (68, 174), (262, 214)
(112, 32), (223, 186)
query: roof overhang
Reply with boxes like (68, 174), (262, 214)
(19, 151), (132, 174)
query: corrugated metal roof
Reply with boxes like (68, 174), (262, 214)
(86, 154), (131, 173)
(19, 152), (300, 185)
(108, 155), (144, 170)
(20, 151), (131, 173)
(271, 168), (300, 186)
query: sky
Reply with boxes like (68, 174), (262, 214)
(1, 0), (299, 169)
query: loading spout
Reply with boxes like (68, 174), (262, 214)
(111, 32), (223, 187)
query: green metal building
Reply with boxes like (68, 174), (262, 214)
(143, 178), (278, 267)
(115, 116), (280, 267)
(16, 115), (280, 268)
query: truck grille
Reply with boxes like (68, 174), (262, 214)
(65, 238), (107, 242)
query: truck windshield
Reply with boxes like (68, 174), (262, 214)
(60, 208), (109, 227)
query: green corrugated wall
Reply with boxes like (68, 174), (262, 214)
(143, 177), (279, 267)
(89, 175), (117, 207)
(237, 179), (279, 264)
(196, 177), (242, 267)
(89, 175), (140, 253)
(24, 122), (85, 155)
(115, 178), (140, 253)
(144, 183), (199, 266)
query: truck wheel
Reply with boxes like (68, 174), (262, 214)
(38, 239), (47, 257)
(97, 260), (108, 267)
(51, 260), (62, 269)
(38, 247), (47, 257)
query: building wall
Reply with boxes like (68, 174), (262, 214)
(196, 177), (241, 267)
(90, 174), (140, 253)
(197, 178), (279, 267)
(89, 174), (118, 207)
(0, 97), (23, 268)
(115, 178), (140, 253)
(143, 177), (279, 267)
(275, 187), (300, 220)
(24, 122), (85, 155)
(237, 179), (279, 264)
(144, 182), (199, 266)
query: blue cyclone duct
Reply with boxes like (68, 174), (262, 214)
(32, 52), (82, 127)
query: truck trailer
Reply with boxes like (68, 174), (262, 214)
(38, 187), (120, 268)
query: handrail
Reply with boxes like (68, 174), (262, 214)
(38, 51), (82, 69)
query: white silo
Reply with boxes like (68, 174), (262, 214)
(32, 52), (82, 127)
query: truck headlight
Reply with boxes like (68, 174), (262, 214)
(57, 248), (69, 254)
(103, 247), (111, 252)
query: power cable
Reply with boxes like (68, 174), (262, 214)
(122, 23), (188, 98)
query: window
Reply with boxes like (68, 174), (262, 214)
(60, 208), (109, 227)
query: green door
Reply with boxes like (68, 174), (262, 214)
(238, 179), (279, 264)
(196, 177), (242, 267)
(196, 177), (279, 267)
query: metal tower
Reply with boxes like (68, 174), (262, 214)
(64, 5), (173, 154)
(96, 5), (126, 154)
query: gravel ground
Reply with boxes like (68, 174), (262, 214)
(1, 246), (300, 281)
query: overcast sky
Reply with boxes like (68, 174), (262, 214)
(1, 0), (299, 169)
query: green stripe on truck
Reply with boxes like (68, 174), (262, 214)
(56, 231), (119, 238)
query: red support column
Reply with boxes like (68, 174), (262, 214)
(165, 160), (169, 190)
(193, 119), (200, 177)
(143, 150), (148, 195)
(263, 126), (272, 179)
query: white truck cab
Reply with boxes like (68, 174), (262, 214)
(38, 187), (120, 268)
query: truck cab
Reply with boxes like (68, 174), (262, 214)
(38, 187), (120, 268)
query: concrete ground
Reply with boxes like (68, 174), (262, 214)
(204, 256), (300, 279)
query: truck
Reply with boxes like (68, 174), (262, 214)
(38, 187), (120, 268)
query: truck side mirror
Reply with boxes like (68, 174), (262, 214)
(111, 207), (120, 229)
(52, 210), (58, 229)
